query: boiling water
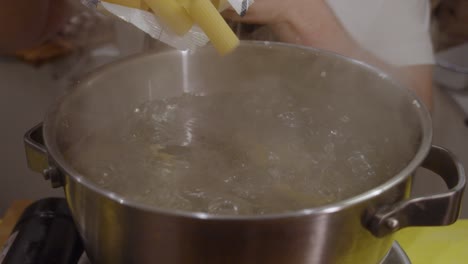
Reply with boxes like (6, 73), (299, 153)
(66, 87), (419, 215)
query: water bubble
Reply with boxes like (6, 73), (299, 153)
(340, 115), (350, 123)
(277, 111), (299, 128)
(347, 152), (374, 180)
(208, 198), (240, 215)
(268, 151), (280, 161)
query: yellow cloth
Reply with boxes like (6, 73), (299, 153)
(395, 220), (468, 264)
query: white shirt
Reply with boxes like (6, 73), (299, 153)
(327, 0), (435, 66)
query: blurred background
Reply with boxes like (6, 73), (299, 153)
(0, 0), (467, 217)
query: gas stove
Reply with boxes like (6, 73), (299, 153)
(1, 198), (412, 264)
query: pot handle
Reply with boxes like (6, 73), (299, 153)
(368, 145), (466, 238)
(24, 123), (49, 174)
(24, 123), (64, 188)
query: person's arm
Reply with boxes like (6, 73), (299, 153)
(224, 0), (433, 109)
(400, 65), (433, 110)
(0, 0), (70, 54)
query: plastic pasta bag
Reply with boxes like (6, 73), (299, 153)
(82, 0), (254, 54)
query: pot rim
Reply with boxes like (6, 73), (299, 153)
(43, 41), (433, 220)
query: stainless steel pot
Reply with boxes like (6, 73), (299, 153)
(25, 42), (465, 264)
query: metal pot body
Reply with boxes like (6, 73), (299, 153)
(24, 42), (465, 264)
(62, 170), (408, 264)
